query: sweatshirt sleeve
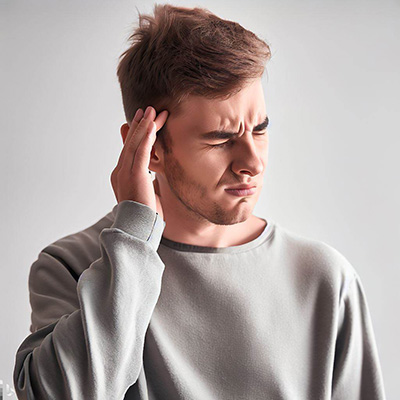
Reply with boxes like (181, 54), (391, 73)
(331, 272), (386, 400)
(13, 200), (166, 400)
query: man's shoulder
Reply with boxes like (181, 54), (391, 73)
(38, 206), (117, 279)
(273, 222), (357, 293)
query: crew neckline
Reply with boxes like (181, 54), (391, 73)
(160, 218), (275, 254)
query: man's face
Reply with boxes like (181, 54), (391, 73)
(156, 77), (269, 226)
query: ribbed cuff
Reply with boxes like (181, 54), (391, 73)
(111, 200), (166, 251)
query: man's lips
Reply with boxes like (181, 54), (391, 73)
(225, 184), (256, 190)
(225, 186), (257, 196)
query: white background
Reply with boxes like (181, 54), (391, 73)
(1, 0), (399, 398)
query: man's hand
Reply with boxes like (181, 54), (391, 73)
(111, 106), (168, 220)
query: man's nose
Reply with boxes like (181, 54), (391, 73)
(231, 132), (265, 176)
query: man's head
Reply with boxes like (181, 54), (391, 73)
(117, 4), (271, 226)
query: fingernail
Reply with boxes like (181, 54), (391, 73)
(144, 106), (152, 119)
(133, 108), (144, 122)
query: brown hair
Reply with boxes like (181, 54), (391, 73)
(117, 3), (272, 153)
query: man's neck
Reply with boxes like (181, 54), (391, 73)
(161, 214), (267, 248)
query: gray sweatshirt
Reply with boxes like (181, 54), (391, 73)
(13, 200), (386, 399)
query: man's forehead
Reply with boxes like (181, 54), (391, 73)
(174, 97), (265, 130)
(173, 79), (266, 128)
(186, 115), (267, 137)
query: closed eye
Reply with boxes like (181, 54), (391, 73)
(210, 130), (267, 148)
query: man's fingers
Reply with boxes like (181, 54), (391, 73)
(126, 107), (155, 157)
(116, 108), (143, 169)
(129, 115), (154, 160)
(154, 110), (169, 131)
(132, 120), (157, 170)
(126, 108), (144, 144)
(129, 107), (169, 162)
(118, 107), (153, 169)
(116, 106), (169, 173)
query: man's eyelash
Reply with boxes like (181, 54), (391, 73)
(210, 130), (267, 148)
(211, 141), (232, 148)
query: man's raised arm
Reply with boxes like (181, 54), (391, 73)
(14, 200), (165, 399)
(14, 105), (170, 399)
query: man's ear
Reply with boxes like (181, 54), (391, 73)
(149, 140), (162, 170)
(120, 123), (130, 144)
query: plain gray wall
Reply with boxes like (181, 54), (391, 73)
(1, 0), (399, 398)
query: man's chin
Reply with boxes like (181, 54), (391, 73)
(206, 206), (253, 226)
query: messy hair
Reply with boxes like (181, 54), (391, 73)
(117, 3), (272, 153)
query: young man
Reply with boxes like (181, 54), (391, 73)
(14, 4), (386, 400)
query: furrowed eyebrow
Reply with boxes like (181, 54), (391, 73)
(199, 115), (269, 140)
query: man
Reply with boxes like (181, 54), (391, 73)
(14, 4), (386, 400)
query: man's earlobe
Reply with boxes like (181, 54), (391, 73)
(120, 123), (129, 144)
